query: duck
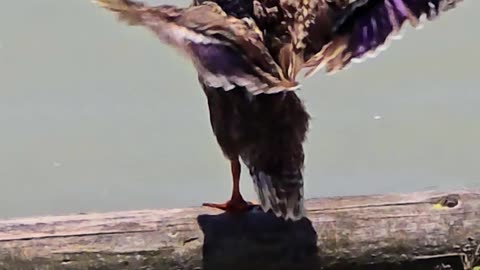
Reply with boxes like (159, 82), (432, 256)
(94, 0), (464, 221)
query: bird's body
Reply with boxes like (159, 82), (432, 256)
(194, 0), (310, 219)
(95, 0), (464, 220)
(202, 83), (309, 219)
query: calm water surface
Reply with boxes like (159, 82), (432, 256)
(0, 1), (478, 218)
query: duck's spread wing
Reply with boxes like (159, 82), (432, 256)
(302, 0), (464, 77)
(95, 0), (298, 95)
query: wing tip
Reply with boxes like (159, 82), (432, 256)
(94, 0), (127, 10)
(94, 0), (144, 25)
(302, 0), (465, 79)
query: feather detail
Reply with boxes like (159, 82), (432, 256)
(275, 0), (320, 79)
(250, 168), (305, 221)
(238, 89), (310, 221)
(94, 0), (298, 94)
(303, 0), (464, 77)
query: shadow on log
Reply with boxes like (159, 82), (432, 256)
(0, 189), (479, 269)
(199, 210), (319, 270)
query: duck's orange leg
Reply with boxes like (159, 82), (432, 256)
(203, 159), (256, 212)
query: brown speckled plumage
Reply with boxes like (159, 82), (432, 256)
(201, 81), (309, 219)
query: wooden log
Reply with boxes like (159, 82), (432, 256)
(0, 189), (479, 270)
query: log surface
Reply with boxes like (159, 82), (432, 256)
(0, 189), (479, 270)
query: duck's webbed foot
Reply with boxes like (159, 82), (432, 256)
(203, 198), (256, 212)
(202, 158), (258, 213)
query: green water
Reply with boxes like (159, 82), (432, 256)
(0, 1), (478, 218)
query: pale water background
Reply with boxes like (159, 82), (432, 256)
(0, 1), (478, 218)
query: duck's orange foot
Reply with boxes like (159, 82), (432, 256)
(202, 199), (257, 213)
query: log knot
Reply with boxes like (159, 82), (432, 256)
(435, 194), (460, 208)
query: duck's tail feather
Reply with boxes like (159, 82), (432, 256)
(250, 169), (305, 221)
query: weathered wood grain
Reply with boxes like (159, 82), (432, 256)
(0, 189), (479, 270)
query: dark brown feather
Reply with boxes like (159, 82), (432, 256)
(200, 79), (310, 220)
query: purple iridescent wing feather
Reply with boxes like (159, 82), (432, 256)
(303, 0), (464, 76)
(189, 42), (271, 92)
